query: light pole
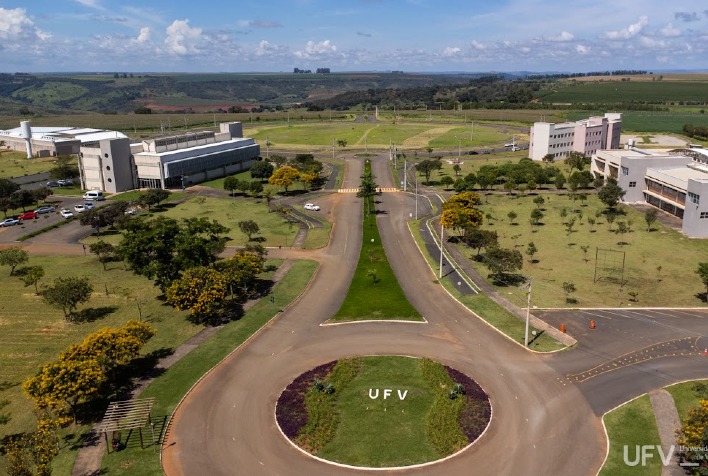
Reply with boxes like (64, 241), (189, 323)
(522, 280), (532, 346)
(439, 219), (444, 279)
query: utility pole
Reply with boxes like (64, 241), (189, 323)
(523, 281), (532, 346)
(439, 220), (444, 279)
(415, 173), (418, 220)
(403, 159), (407, 192)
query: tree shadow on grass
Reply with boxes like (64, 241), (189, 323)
(489, 273), (527, 287)
(696, 292), (708, 303)
(70, 306), (119, 323)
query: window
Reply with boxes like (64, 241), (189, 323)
(106, 165), (111, 171)
(701, 212), (708, 219)
(621, 166), (629, 176)
(689, 192), (700, 205)
(629, 181), (636, 187)
(107, 178), (112, 183)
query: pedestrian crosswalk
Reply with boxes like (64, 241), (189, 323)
(337, 187), (399, 193)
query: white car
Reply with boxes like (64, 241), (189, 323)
(304, 203), (320, 211)
(74, 204), (86, 213)
(60, 209), (74, 219)
(83, 202), (95, 210)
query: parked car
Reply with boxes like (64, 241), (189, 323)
(467, 150), (479, 155)
(82, 190), (104, 201)
(304, 203), (320, 211)
(74, 204), (86, 213)
(60, 209), (74, 219)
(57, 179), (74, 186)
(46, 181), (61, 188)
(0, 218), (19, 227)
(18, 211), (37, 221)
(83, 202), (95, 210)
(34, 206), (56, 214)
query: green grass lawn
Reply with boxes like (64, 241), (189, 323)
(665, 380), (708, 422)
(99, 259), (318, 475)
(317, 356), (441, 467)
(331, 196), (422, 322)
(0, 150), (58, 179)
(600, 395), (662, 476)
(461, 192), (708, 308)
(408, 219), (565, 352)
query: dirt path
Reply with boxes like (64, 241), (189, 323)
(402, 125), (456, 148)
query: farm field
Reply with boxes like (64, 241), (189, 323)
(539, 79), (708, 104)
(459, 193), (708, 308)
(567, 110), (707, 134)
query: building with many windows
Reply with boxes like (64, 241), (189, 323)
(78, 122), (260, 193)
(0, 122), (127, 158)
(591, 145), (708, 238)
(529, 113), (622, 161)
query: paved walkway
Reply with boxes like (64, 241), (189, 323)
(71, 260), (295, 476)
(649, 389), (685, 476)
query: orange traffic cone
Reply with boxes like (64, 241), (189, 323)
(560, 324), (566, 333)
(589, 320), (596, 330)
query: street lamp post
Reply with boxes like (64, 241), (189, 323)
(523, 280), (532, 346)
(439, 220), (444, 279)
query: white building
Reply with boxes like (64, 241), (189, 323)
(0, 123), (127, 158)
(591, 145), (708, 238)
(78, 122), (260, 193)
(529, 113), (622, 161)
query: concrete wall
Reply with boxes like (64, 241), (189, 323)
(682, 179), (708, 238)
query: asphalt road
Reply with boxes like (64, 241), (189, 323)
(163, 155), (604, 476)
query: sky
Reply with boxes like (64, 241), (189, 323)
(1, 0), (708, 73)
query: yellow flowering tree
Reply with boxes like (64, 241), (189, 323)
(677, 399), (708, 464)
(165, 267), (228, 320)
(440, 191), (484, 236)
(215, 248), (267, 299)
(268, 165), (300, 194)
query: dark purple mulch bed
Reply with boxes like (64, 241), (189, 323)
(275, 360), (337, 439)
(445, 366), (492, 442)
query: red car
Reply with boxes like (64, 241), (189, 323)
(18, 211), (37, 221)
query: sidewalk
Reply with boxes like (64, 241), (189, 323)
(648, 389), (684, 476)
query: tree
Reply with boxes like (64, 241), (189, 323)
(139, 188), (170, 210)
(0, 247), (29, 276)
(616, 221), (629, 245)
(462, 228), (498, 257)
(644, 208), (658, 231)
(32, 187), (53, 206)
(79, 202), (129, 234)
(530, 208), (544, 226)
(48, 156), (79, 181)
(337, 139), (347, 148)
(484, 247), (523, 280)
(507, 210), (518, 224)
(0, 178), (20, 198)
(40, 276), (92, 319)
(165, 267), (228, 320)
(441, 192), (484, 236)
(263, 189), (274, 208)
(268, 165), (300, 193)
(89, 240), (116, 270)
(271, 155), (287, 168)
(357, 164), (378, 216)
(542, 154), (555, 163)
(533, 195), (545, 209)
(299, 172), (319, 191)
(250, 161), (274, 181)
(526, 242), (538, 263)
(562, 281), (577, 303)
(605, 210), (618, 231)
(598, 181), (626, 210)
(554, 173), (566, 190)
(452, 164), (461, 176)
(214, 247), (267, 298)
(587, 217), (596, 232)
(503, 179), (517, 195)
(416, 159), (442, 183)
(224, 176), (239, 195)
(249, 180), (263, 197)
(565, 152), (590, 172)
(527, 179), (537, 192)
(676, 399), (708, 465)
(238, 220), (260, 241)
(118, 216), (228, 291)
(697, 263), (708, 301)
(439, 175), (455, 189)
(20, 265), (44, 294)
(236, 179), (251, 195)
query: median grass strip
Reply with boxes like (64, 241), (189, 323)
(600, 395), (662, 476)
(99, 259), (318, 475)
(665, 379), (708, 421)
(332, 182), (422, 321)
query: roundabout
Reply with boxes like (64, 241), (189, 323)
(275, 356), (491, 468)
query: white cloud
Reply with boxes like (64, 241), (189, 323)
(443, 46), (461, 57)
(0, 8), (51, 43)
(294, 39), (339, 59)
(639, 36), (665, 47)
(75, 0), (100, 8)
(546, 31), (574, 42)
(576, 44), (590, 55)
(164, 19), (203, 55)
(660, 23), (681, 37)
(255, 39), (289, 57)
(470, 40), (486, 51)
(135, 27), (150, 44)
(603, 16), (648, 40)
